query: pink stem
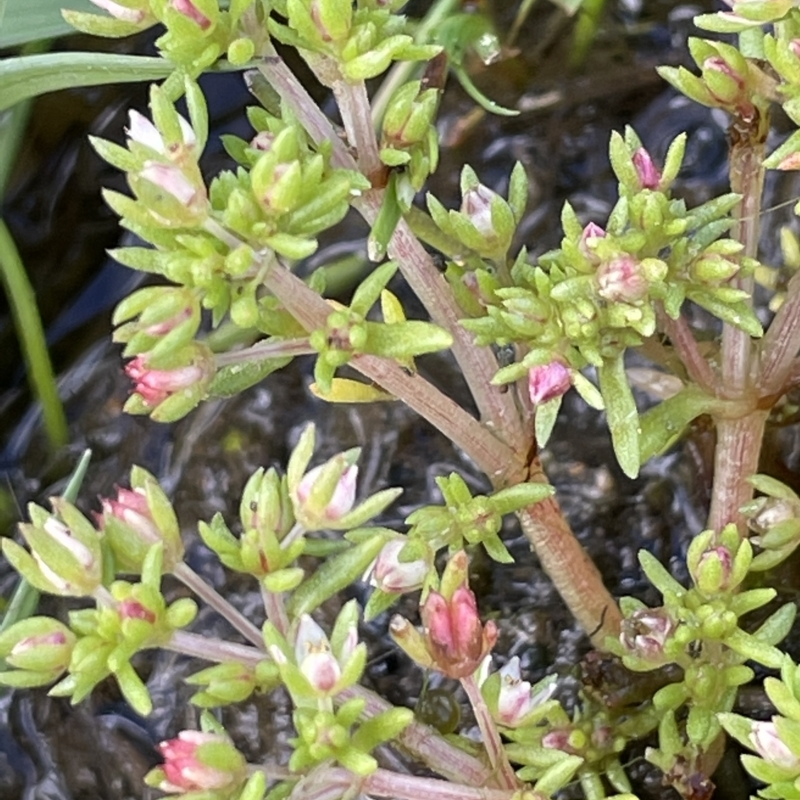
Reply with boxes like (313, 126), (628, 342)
(173, 562), (264, 648)
(460, 674), (519, 790)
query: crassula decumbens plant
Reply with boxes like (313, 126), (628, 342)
(7, 0), (800, 799)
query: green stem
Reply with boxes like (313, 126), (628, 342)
(0, 219), (68, 449)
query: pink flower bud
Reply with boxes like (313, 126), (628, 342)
(704, 56), (746, 93)
(371, 540), (428, 594)
(693, 545), (734, 595)
(421, 584), (498, 679)
(461, 183), (499, 238)
(790, 39), (800, 60)
(632, 147), (661, 190)
(296, 464), (358, 522)
(102, 487), (160, 544)
(11, 630), (68, 655)
(125, 355), (205, 409)
(250, 131), (276, 151)
(9, 630), (73, 674)
(294, 615), (342, 694)
(542, 729), (577, 753)
(170, 0), (211, 29)
(750, 721), (800, 772)
(118, 598), (157, 624)
(496, 657), (535, 726)
(579, 222), (606, 263)
(140, 162), (201, 207)
(596, 255), (649, 303)
(620, 608), (675, 661)
(158, 731), (236, 793)
(528, 361), (571, 406)
(90, 0), (146, 23)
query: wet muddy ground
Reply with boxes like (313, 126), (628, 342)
(3, 1), (800, 798)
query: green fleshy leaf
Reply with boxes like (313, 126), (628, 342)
(752, 603), (797, 647)
(638, 550), (685, 599)
(639, 385), (717, 462)
(208, 355), (292, 397)
(598, 354), (640, 478)
(362, 320), (453, 359)
(534, 754), (584, 795)
(286, 531), (392, 617)
(535, 396), (561, 447)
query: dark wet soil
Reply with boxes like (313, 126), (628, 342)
(3, 2), (800, 799)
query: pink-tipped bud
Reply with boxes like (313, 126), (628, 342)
(693, 545), (733, 595)
(371, 540), (428, 594)
(294, 615), (342, 694)
(170, 0), (211, 29)
(632, 147), (661, 190)
(461, 183), (499, 238)
(140, 162), (201, 207)
(4, 620), (76, 674)
(790, 39), (800, 60)
(620, 608), (675, 662)
(750, 721), (800, 772)
(118, 598), (157, 624)
(579, 222), (606, 263)
(597, 255), (649, 303)
(296, 464), (358, 523)
(158, 731), (237, 793)
(90, 0), (146, 23)
(421, 584), (498, 679)
(528, 361), (571, 406)
(125, 355), (204, 409)
(704, 57), (746, 89)
(542, 729), (578, 753)
(496, 657), (535, 726)
(250, 131), (276, 151)
(102, 487), (160, 543)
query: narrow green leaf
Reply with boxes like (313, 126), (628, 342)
(639, 385), (716, 462)
(0, 52), (172, 112)
(0, 0), (95, 47)
(286, 531), (392, 617)
(598, 354), (640, 478)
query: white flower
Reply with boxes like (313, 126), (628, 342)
(126, 110), (196, 154)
